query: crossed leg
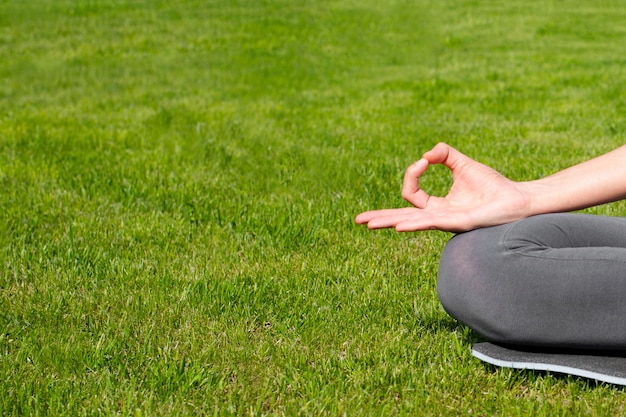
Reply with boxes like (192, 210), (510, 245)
(438, 213), (626, 350)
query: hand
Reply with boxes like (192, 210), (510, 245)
(355, 143), (532, 232)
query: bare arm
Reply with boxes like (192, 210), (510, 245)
(524, 145), (626, 215)
(355, 143), (626, 233)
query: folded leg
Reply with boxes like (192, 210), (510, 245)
(438, 213), (626, 349)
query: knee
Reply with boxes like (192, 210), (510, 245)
(437, 231), (486, 326)
(436, 227), (515, 342)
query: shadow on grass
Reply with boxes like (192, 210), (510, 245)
(415, 310), (469, 335)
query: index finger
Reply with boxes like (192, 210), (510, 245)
(401, 158), (430, 208)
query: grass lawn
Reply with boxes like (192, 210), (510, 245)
(2, 0), (626, 415)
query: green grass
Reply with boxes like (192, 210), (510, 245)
(3, 0), (626, 415)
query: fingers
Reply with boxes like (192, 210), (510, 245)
(395, 216), (438, 232)
(355, 208), (442, 232)
(358, 208), (430, 230)
(396, 215), (468, 233)
(355, 207), (417, 224)
(356, 207), (466, 232)
(422, 142), (467, 171)
(401, 158), (430, 208)
(422, 142), (451, 164)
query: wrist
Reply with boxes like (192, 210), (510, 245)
(516, 180), (555, 217)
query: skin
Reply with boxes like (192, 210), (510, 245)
(355, 142), (626, 233)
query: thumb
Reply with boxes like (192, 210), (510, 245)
(422, 142), (468, 172)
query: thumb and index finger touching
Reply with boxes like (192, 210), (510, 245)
(355, 142), (464, 225)
(401, 142), (463, 208)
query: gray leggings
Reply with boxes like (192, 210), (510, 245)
(438, 213), (626, 350)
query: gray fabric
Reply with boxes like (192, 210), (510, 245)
(472, 342), (626, 385)
(438, 213), (626, 350)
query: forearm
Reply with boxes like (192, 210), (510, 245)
(523, 145), (626, 215)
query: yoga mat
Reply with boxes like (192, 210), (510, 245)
(472, 342), (626, 385)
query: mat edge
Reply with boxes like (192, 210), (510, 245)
(471, 347), (626, 386)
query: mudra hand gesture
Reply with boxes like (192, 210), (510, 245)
(355, 143), (530, 232)
(356, 142), (626, 233)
